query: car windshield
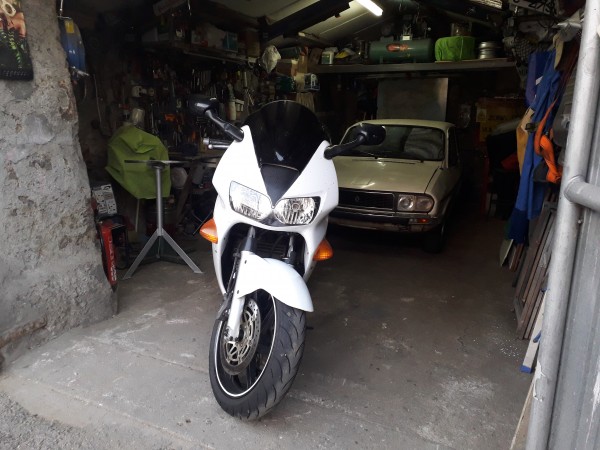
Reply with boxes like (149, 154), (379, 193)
(342, 125), (445, 161)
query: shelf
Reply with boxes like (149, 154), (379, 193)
(311, 58), (516, 75)
(144, 41), (254, 66)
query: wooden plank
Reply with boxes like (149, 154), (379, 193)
(517, 213), (555, 337)
(525, 285), (544, 340)
(514, 295), (524, 323)
(524, 229), (555, 339)
(521, 212), (553, 304)
(510, 243), (525, 272)
(514, 205), (551, 303)
(521, 296), (546, 373)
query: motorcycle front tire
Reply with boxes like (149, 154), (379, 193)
(208, 291), (306, 420)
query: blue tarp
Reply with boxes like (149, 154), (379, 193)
(509, 50), (561, 243)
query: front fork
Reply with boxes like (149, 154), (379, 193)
(219, 227), (296, 342)
(217, 227), (254, 342)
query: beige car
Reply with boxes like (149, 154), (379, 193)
(329, 119), (462, 252)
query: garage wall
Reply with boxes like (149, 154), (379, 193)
(377, 78), (449, 121)
(0, 1), (115, 365)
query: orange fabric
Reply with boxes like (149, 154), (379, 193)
(534, 99), (562, 183)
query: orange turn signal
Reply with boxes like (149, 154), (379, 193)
(313, 239), (333, 261)
(199, 218), (218, 243)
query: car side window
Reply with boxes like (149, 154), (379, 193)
(448, 128), (459, 167)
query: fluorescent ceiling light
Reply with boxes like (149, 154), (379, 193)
(470, 0), (503, 9)
(356, 0), (383, 16)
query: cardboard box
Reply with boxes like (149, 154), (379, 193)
(476, 98), (525, 143)
(276, 59), (298, 77)
(92, 184), (118, 216)
(298, 54), (308, 73)
(308, 48), (323, 71)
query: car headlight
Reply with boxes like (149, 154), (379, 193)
(397, 194), (434, 212)
(274, 197), (318, 225)
(229, 182), (272, 221)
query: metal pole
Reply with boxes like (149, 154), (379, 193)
(526, 2), (600, 449)
(155, 166), (164, 237)
(565, 179), (600, 213)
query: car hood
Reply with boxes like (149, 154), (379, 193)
(334, 157), (441, 193)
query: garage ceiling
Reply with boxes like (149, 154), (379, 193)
(65, 0), (577, 51)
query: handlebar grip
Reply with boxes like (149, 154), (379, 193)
(223, 122), (244, 142)
(203, 138), (232, 150)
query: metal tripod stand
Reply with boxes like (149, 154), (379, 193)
(123, 160), (202, 279)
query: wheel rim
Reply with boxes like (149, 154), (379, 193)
(220, 299), (261, 375)
(214, 292), (277, 398)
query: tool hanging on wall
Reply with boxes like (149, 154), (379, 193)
(58, 0), (88, 100)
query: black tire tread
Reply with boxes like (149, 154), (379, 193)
(209, 297), (306, 420)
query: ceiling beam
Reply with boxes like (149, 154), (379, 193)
(261, 0), (351, 41)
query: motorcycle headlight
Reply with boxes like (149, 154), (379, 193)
(229, 182), (272, 221)
(397, 194), (434, 212)
(274, 197), (318, 225)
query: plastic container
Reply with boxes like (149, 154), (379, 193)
(321, 50), (335, 65)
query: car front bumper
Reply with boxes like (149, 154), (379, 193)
(329, 207), (441, 233)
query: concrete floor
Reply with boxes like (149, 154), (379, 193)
(0, 213), (531, 449)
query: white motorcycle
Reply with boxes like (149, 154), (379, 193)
(190, 96), (384, 419)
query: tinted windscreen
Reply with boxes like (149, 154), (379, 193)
(342, 125), (445, 161)
(244, 101), (328, 172)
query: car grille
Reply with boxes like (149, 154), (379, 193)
(338, 189), (395, 211)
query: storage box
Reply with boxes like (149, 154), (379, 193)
(321, 50), (334, 65)
(304, 73), (319, 91)
(275, 59), (298, 77)
(92, 184), (118, 217)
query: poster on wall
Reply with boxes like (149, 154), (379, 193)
(0, 0), (33, 80)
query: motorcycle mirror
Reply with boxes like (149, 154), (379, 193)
(351, 123), (386, 146)
(324, 123), (386, 159)
(188, 95), (219, 116)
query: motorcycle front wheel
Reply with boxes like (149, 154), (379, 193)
(208, 290), (306, 420)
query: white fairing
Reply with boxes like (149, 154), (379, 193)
(235, 253), (313, 312)
(209, 125), (337, 312)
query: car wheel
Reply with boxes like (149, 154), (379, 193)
(422, 222), (446, 253)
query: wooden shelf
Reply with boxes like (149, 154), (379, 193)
(311, 58), (516, 75)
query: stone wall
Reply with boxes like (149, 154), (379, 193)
(0, 0), (115, 365)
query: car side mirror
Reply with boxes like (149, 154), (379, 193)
(188, 95), (219, 116)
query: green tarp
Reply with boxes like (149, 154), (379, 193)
(106, 125), (171, 199)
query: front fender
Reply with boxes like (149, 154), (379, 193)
(235, 252), (313, 312)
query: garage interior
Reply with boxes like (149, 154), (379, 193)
(0, 0), (596, 449)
